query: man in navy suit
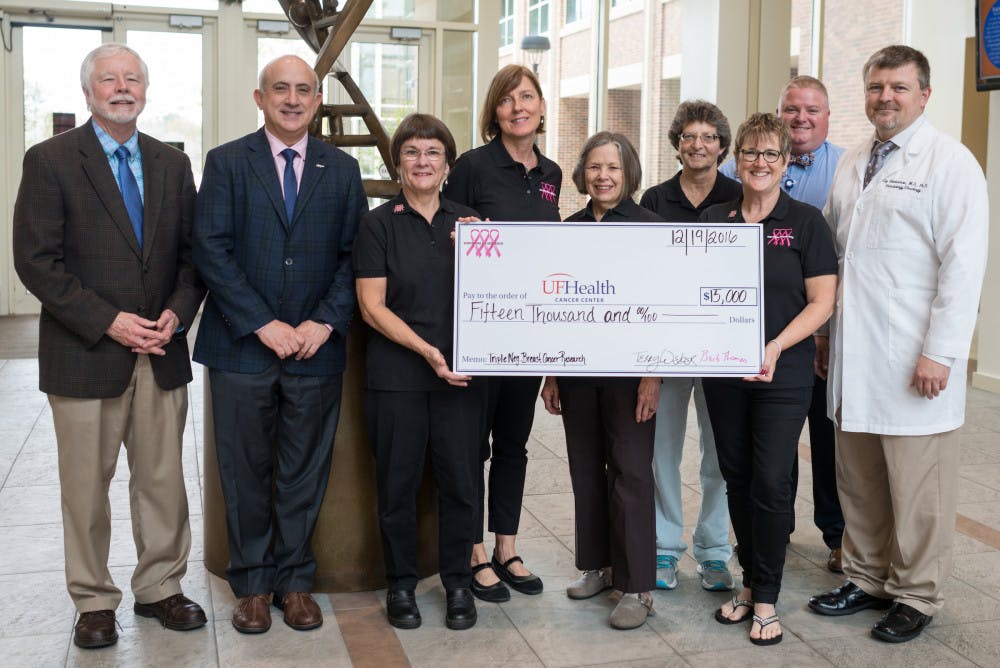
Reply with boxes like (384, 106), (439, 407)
(193, 55), (366, 634)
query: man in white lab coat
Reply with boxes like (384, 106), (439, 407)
(807, 45), (988, 643)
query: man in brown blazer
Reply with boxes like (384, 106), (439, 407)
(13, 43), (206, 649)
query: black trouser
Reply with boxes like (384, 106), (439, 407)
(559, 377), (656, 594)
(804, 374), (844, 549)
(475, 375), (540, 541)
(210, 365), (342, 599)
(703, 380), (811, 604)
(366, 388), (482, 591)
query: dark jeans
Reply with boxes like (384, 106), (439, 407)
(365, 388), (482, 591)
(476, 375), (540, 541)
(210, 365), (342, 598)
(703, 380), (811, 604)
(559, 377), (656, 594)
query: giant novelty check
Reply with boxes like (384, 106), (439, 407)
(453, 222), (765, 376)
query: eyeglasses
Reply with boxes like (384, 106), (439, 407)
(400, 148), (446, 162)
(680, 133), (720, 144)
(738, 149), (783, 163)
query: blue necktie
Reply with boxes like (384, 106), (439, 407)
(863, 140), (898, 189)
(114, 146), (143, 246)
(281, 148), (298, 223)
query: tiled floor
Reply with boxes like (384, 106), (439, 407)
(2, 319), (1000, 666)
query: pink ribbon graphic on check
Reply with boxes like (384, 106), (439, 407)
(465, 228), (502, 257)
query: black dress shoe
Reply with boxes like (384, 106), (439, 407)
(386, 589), (421, 630)
(470, 563), (510, 602)
(872, 602), (932, 643)
(445, 588), (477, 630)
(808, 581), (894, 616)
(492, 555), (543, 595)
(74, 610), (118, 648)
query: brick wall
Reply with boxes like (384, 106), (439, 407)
(821, 0), (905, 149)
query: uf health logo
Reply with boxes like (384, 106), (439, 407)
(464, 228), (502, 257)
(541, 273), (616, 295)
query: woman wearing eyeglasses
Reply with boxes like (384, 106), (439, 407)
(698, 113), (837, 646)
(354, 114), (484, 631)
(541, 132), (662, 630)
(638, 100), (741, 595)
(443, 64), (561, 602)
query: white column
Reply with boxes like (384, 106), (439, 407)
(904, 0), (976, 140)
(588, 0), (609, 134)
(680, 0), (790, 128)
(973, 90), (1000, 393)
(477, 0), (500, 146)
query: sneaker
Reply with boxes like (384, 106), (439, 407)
(697, 560), (735, 591)
(609, 592), (655, 630)
(566, 568), (612, 600)
(655, 555), (678, 590)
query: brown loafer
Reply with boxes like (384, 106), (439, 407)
(232, 594), (272, 634)
(827, 548), (844, 574)
(275, 592), (323, 631)
(134, 593), (207, 631)
(74, 610), (118, 648)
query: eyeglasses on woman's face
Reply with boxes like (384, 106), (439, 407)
(679, 132), (720, 144)
(737, 148), (783, 163)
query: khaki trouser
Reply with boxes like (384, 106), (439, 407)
(836, 426), (960, 616)
(49, 355), (191, 613)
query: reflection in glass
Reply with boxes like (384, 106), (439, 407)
(22, 27), (102, 150)
(348, 41), (418, 181)
(128, 30), (204, 183)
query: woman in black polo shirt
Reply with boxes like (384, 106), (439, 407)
(443, 64), (561, 601)
(540, 132), (661, 630)
(354, 114), (482, 632)
(699, 113), (836, 646)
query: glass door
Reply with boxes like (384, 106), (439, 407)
(119, 26), (209, 183)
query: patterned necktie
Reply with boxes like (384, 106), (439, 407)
(863, 140), (898, 189)
(791, 152), (814, 167)
(281, 148), (298, 222)
(114, 146), (143, 246)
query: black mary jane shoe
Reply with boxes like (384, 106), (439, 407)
(386, 589), (421, 630)
(470, 562), (511, 602)
(871, 602), (932, 643)
(808, 581), (893, 617)
(492, 555), (544, 595)
(445, 588), (477, 630)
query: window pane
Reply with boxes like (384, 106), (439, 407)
(349, 41), (419, 181)
(242, 0), (287, 13)
(22, 27), (103, 150)
(127, 30), (204, 183)
(443, 30), (474, 154)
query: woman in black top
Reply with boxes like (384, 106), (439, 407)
(700, 113), (837, 646)
(354, 114), (482, 632)
(540, 132), (660, 630)
(442, 64), (561, 601)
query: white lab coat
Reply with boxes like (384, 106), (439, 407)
(824, 118), (989, 435)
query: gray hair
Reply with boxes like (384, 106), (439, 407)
(80, 43), (149, 93)
(258, 55), (321, 94)
(571, 131), (643, 198)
